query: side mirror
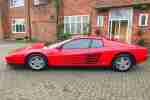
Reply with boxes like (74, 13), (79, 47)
(56, 46), (62, 50)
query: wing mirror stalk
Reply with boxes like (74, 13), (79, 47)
(56, 46), (62, 50)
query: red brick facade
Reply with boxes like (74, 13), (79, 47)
(0, 0), (150, 45)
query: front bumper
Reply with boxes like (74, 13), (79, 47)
(5, 54), (25, 65)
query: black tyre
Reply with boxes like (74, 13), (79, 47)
(112, 54), (133, 72)
(27, 54), (47, 71)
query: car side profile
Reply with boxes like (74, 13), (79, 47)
(5, 36), (148, 72)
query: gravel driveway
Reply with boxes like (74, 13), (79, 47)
(0, 41), (150, 100)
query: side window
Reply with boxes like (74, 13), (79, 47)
(91, 39), (103, 48)
(62, 39), (91, 49)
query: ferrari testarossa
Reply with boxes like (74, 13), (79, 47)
(5, 36), (148, 72)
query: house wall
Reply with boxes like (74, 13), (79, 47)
(30, 3), (57, 42)
(95, 10), (109, 35)
(1, 0), (150, 45)
(96, 7), (150, 44)
(0, 0), (9, 39)
(132, 8), (150, 48)
(6, 0), (57, 42)
(0, 12), (3, 39)
(132, 9), (150, 33)
(8, 6), (27, 39)
(63, 0), (99, 33)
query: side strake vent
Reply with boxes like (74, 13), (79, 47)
(86, 54), (99, 64)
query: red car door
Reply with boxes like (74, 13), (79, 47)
(51, 39), (91, 66)
(86, 39), (104, 66)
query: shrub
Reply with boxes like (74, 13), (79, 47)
(137, 39), (145, 46)
(59, 32), (71, 40)
(31, 37), (38, 42)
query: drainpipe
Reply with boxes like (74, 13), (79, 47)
(26, 0), (32, 41)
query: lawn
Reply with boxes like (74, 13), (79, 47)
(146, 57), (150, 65)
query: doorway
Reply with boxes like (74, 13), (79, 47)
(109, 20), (128, 42)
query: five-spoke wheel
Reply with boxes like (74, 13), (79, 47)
(112, 54), (133, 72)
(27, 54), (47, 71)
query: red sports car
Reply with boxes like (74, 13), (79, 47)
(5, 36), (148, 72)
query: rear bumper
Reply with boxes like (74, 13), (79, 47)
(137, 54), (149, 64)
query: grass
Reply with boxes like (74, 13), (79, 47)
(0, 42), (29, 60)
(146, 57), (150, 65)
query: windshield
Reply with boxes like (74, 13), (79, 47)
(48, 39), (72, 48)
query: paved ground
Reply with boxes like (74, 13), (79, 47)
(0, 41), (150, 100)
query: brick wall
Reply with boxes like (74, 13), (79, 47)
(132, 8), (150, 48)
(63, 0), (98, 33)
(132, 9), (150, 34)
(94, 10), (109, 34)
(1, 0), (150, 44)
(30, 3), (57, 42)
(5, 0), (57, 42)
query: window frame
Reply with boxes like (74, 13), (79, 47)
(10, 0), (24, 8)
(139, 13), (149, 27)
(11, 18), (26, 33)
(97, 16), (104, 27)
(64, 15), (90, 34)
(61, 38), (91, 49)
(34, 0), (40, 5)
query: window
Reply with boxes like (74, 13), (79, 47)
(91, 39), (103, 48)
(12, 19), (26, 33)
(34, 0), (48, 6)
(64, 16), (90, 34)
(139, 14), (149, 26)
(62, 39), (91, 49)
(97, 16), (104, 27)
(34, 0), (40, 5)
(10, 0), (24, 8)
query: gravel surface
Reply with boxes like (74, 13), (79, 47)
(0, 42), (150, 100)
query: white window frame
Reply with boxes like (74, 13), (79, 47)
(97, 16), (104, 27)
(34, 0), (40, 5)
(139, 13), (149, 26)
(64, 15), (90, 34)
(12, 18), (26, 33)
(10, 0), (24, 8)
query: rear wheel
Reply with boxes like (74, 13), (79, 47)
(112, 54), (133, 72)
(27, 54), (47, 71)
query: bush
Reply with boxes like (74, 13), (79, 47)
(137, 39), (145, 46)
(59, 32), (71, 40)
(31, 37), (38, 42)
(81, 32), (88, 35)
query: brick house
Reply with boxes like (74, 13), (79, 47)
(0, 0), (150, 46)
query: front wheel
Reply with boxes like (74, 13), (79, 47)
(27, 54), (47, 71)
(112, 54), (133, 72)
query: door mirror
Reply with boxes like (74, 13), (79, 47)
(56, 45), (62, 50)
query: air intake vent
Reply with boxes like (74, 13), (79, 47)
(86, 54), (99, 64)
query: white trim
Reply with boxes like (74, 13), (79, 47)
(128, 8), (133, 44)
(139, 13), (149, 26)
(34, 0), (40, 5)
(10, 0), (24, 8)
(11, 18), (26, 33)
(64, 15), (90, 34)
(97, 16), (104, 27)
(108, 7), (133, 43)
